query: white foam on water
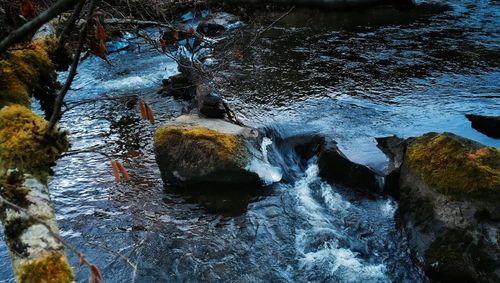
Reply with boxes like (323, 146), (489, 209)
(293, 164), (390, 282)
(246, 137), (282, 185)
(101, 76), (154, 90)
(380, 199), (397, 218)
(320, 182), (351, 216)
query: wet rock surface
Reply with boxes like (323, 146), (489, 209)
(318, 139), (381, 193)
(160, 73), (195, 100)
(378, 132), (500, 283)
(197, 85), (226, 119)
(196, 12), (241, 36)
(154, 115), (263, 187)
(466, 114), (500, 139)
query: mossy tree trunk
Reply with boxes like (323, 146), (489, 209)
(0, 24), (73, 282)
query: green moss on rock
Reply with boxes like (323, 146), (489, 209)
(0, 105), (69, 182)
(406, 133), (500, 195)
(155, 126), (243, 162)
(16, 253), (74, 283)
(154, 124), (259, 186)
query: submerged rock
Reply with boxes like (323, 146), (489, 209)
(377, 132), (500, 283)
(197, 85), (226, 119)
(318, 139), (380, 192)
(466, 114), (500, 139)
(160, 73), (196, 100)
(154, 115), (280, 187)
(197, 12), (241, 36)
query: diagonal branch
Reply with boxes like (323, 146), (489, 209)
(0, 0), (81, 53)
(47, 0), (98, 133)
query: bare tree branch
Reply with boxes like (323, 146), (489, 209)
(58, 0), (86, 40)
(47, 0), (98, 133)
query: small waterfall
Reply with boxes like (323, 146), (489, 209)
(291, 164), (390, 282)
(246, 137), (283, 185)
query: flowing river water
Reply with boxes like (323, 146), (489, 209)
(1, 0), (499, 282)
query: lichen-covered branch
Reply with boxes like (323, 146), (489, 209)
(0, 172), (73, 283)
(0, 15), (74, 283)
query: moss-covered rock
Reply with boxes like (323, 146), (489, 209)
(377, 132), (500, 283)
(154, 115), (265, 187)
(406, 132), (499, 196)
(0, 105), (69, 182)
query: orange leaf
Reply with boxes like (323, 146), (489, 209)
(233, 50), (242, 58)
(95, 22), (106, 41)
(159, 39), (167, 52)
(88, 264), (103, 283)
(174, 31), (180, 40)
(79, 254), (85, 266)
(188, 27), (195, 35)
(20, 0), (36, 19)
(116, 161), (130, 181)
(145, 104), (155, 125)
(111, 160), (120, 181)
(139, 100), (147, 119)
(90, 40), (108, 61)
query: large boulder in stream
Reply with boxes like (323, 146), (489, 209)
(377, 132), (500, 283)
(154, 115), (281, 187)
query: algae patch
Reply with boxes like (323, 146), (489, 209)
(406, 133), (500, 195)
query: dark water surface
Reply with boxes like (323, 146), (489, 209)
(1, 0), (499, 282)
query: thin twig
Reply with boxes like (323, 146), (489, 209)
(58, 0), (86, 40)
(46, 0), (98, 133)
(245, 5), (295, 51)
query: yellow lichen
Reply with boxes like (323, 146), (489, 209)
(0, 105), (69, 182)
(155, 126), (241, 160)
(406, 133), (500, 195)
(16, 252), (74, 283)
(0, 39), (57, 108)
